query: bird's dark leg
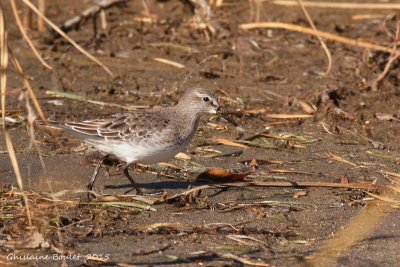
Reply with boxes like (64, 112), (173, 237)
(87, 155), (108, 197)
(123, 163), (143, 195)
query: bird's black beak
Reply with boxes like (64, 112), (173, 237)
(217, 108), (238, 127)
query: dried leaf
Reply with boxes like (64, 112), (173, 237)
(240, 140), (277, 149)
(298, 100), (317, 114)
(158, 162), (181, 170)
(133, 223), (184, 232)
(333, 108), (356, 121)
(293, 190), (307, 198)
(221, 253), (269, 266)
(197, 168), (255, 182)
(227, 234), (267, 247)
(366, 150), (397, 160)
(260, 133), (320, 144)
(365, 192), (400, 204)
(327, 152), (357, 167)
(250, 158), (258, 166)
(22, 231), (48, 249)
(380, 171), (400, 179)
(211, 150), (243, 158)
(208, 138), (248, 148)
(375, 113), (400, 122)
(175, 152), (191, 160)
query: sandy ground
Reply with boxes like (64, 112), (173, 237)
(1, 0), (400, 266)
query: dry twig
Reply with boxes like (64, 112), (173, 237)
(46, 90), (149, 110)
(10, 0), (52, 69)
(0, 7), (7, 128)
(153, 58), (186, 69)
(240, 22), (394, 53)
(167, 181), (383, 201)
(21, 0), (114, 76)
(296, 0), (332, 75)
(4, 132), (32, 226)
(269, 1), (400, 10)
(56, 0), (127, 35)
(369, 21), (400, 90)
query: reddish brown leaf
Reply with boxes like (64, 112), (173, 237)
(197, 168), (255, 182)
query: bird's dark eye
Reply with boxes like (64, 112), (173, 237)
(203, 97), (210, 102)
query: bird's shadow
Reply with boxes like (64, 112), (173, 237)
(104, 180), (208, 190)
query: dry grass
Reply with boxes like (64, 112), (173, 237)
(21, 0), (114, 76)
(310, 193), (399, 265)
(1, 1), (400, 265)
(296, 0), (332, 75)
(10, 0), (52, 69)
(269, 0), (400, 10)
(240, 22), (394, 53)
(1, 0), (118, 221)
(1, 3), (33, 227)
(0, 6), (7, 129)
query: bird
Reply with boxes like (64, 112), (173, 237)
(50, 86), (237, 196)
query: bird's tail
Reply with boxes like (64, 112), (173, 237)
(34, 120), (66, 131)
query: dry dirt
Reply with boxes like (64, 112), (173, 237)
(1, 0), (400, 266)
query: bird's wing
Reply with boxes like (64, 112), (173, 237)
(65, 110), (174, 142)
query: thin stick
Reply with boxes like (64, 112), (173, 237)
(22, 2), (32, 29)
(168, 181), (384, 200)
(141, 0), (150, 14)
(371, 52), (400, 90)
(164, 54), (218, 96)
(269, 0), (400, 10)
(21, 0), (114, 76)
(8, 49), (49, 124)
(153, 57), (185, 69)
(5, 131), (32, 226)
(220, 253), (269, 267)
(240, 22), (394, 53)
(0, 7), (8, 128)
(8, 49), (62, 151)
(37, 0), (46, 32)
(23, 90), (46, 169)
(149, 42), (200, 54)
(127, 55), (219, 98)
(296, 0), (332, 75)
(370, 21), (400, 90)
(46, 90), (149, 110)
(326, 152), (357, 167)
(265, 114), (313, 119)
(10, 0), (52, 69)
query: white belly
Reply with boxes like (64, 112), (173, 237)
(85, 139), (189, 164)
